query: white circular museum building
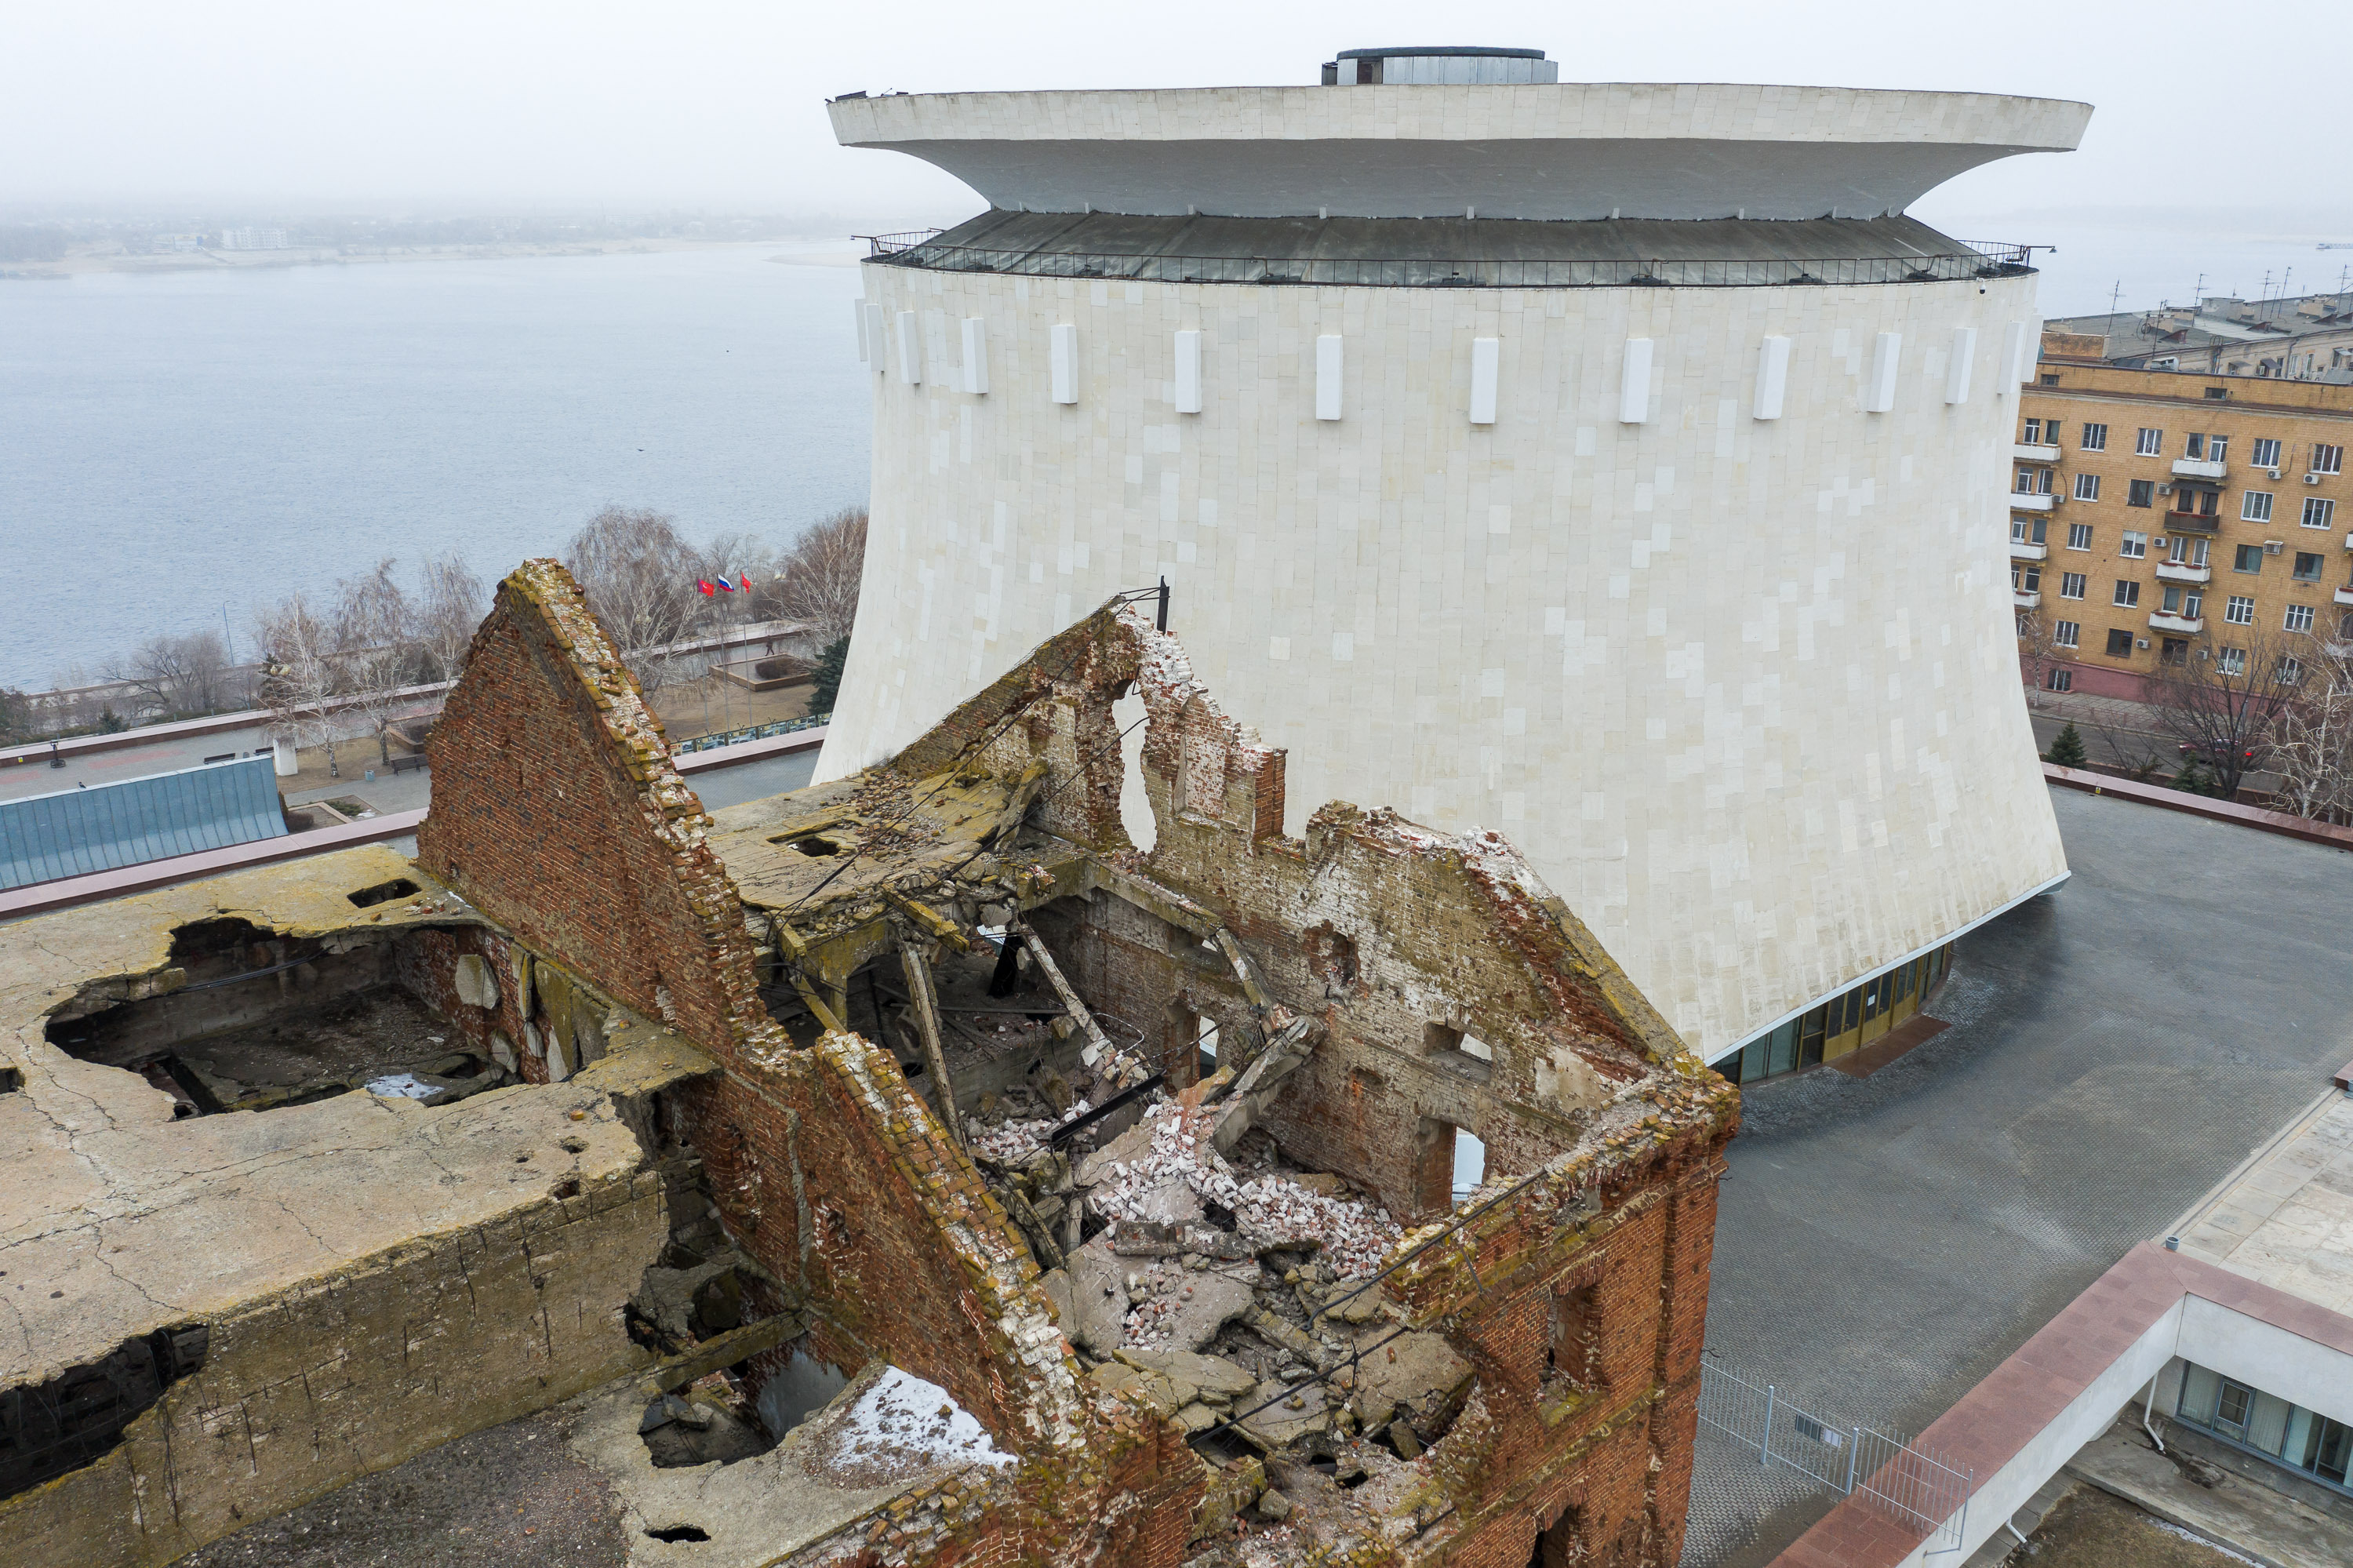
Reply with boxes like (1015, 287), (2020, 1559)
(816, 48), (2087, 1076)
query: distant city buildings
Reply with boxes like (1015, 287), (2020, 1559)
(2045, 291), (2353, 384)
(215, 227), (290, 251)
(2012, 358), (2352, 701)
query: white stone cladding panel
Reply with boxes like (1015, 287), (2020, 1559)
(820, 264), (2068, 1057)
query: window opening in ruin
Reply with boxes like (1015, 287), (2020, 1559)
(1113, 689), (1156, 853)
(0, 1324), (209, 1501)
(346, 877), (420, 908)
(1424, 1022), (1494, 1083)
(1195, 1011), (1220, 1070)
(1453, 1127), (1487, 1204)
(1528, 1504), (1589, 1568)
(1304, 924), (1359, 988)
(1548, 1282), (1602, 1390)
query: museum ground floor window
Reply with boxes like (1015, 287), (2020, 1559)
(2176, 1362), (2353, 1493)
(1725, 943), (1955, 1086)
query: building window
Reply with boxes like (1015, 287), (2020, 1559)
(2040, 373), (2059, 385)
(2054, 619), (2080, 647)
(2244, 490), (2275, 522)
(2060, 572), (2086, 599)
(2021, 417), (2049, 444)
(2286, 604), (2315, 632)
(2120, 531), (2148, 559)
(2162, 584), (2184, 613)
(2074, 473), (2101, 501)
(2136, 427), (2163, 457)
(2014, 565), (2042, 593)
(2175, 1362), (2352, 1485)
(2252, 437), (2282, 469)
(2281, 657), (2304, 686)
(2294, 551), (2324, 582)
(2160, 636), (2189, 664)
(2169, 537), (2210, 567)
(2316, 444), (2346, 476)
(2304, 497), (2337, 529)
(2115, 580), (2141, 607)
(2012, 515), (2047, 544)
(2015, 468), (2053, 496)
(2046, 667), (2074, 691)
(2186, 591), (2204, 619)
(2129, 479), (2155, 508)
(2227, 595), (2256, 625)
(2209, 435), (2230, 461)
(1547, 1282), (1603, 1389)
(2067, 522), (2093, 550)
(2082, 422), (2108, 451)
(2106, 628), (2135, 657)
(2186, 433), (2206, 459)
(2219, 646), (2247, 675)
(2234, 544), (2264, 573)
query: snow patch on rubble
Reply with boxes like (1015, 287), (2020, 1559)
(801, 1366), (1016, 1488)
(1087, 1102), (1402, 1278)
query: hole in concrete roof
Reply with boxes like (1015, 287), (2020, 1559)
(0, 1068), (20, 1094)
(551, 1178), (582, 1200)
(0, 1324), (207, 1502)
(787, 835), (839, 857)
(559, 1135), (587, 1153)
(645, 1524), (711, 1542)
(347, 877), (421, 908)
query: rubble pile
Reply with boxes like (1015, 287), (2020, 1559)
(968, 1097), (1093, 1163)
(1086, 1101), (1402, 1277)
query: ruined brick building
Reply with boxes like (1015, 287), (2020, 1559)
(0, 561), (1736, 1566)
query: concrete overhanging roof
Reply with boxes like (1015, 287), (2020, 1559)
(830, 82), (2092, 222)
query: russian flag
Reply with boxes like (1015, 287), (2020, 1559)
(715, 575), (736, 592)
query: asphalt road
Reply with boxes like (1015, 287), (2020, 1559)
(1682, 785), (2353, 1566)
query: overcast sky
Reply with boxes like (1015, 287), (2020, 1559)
(5, 2), (2347, 246)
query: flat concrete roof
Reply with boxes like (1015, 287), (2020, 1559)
(830, 83), (2091, 221)
(2173, 1090), (2353, 1319)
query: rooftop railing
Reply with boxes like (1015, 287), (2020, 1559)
(860, 230), (2036, 289)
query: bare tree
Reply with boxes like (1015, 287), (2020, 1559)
(2144, 627), (2297, 798)
(776, 505), (869, 648)
(254, 592), (344, 779)
(2014, 609), (2064, 711)
(2269, 638), (2353, 824)
(416, 553), (487, 682)
(110, 631), (232, 721)
(336, 558), (423, 766)
(562, 506), (708, 690)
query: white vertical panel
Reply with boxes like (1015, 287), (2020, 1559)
(1173, 329), (1202, 414)
(1619, 337), (1653, 424)
(960, 317), (988, 395)
(862, 303), (886, 376)
(853, 300), (869, 362)
(894, 310), (921, 385)
(2002, 320), (2031, 395)
(1469, 337), (1500, 425)
(1050, 322), (1078, 404)
(1946, 326), (1977, 404)
(1315, 334), (1343, 420)
(1865, 331), (1901, 413)
(1754, 335), (1791, 420)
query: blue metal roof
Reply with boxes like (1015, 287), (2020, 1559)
(0, 756), (289, 891)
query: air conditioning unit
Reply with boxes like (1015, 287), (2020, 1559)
(2310, 474), (2326, 485)
(2264, 540), (2284, 554)
(2158, 483), (2174, 495)
(2269, 468), (2283, 479)
(2137, 638), (2151, 649)
(2153, 536), (2169, 547)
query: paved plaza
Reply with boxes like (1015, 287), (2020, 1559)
(1684, 785), (2353, 1566)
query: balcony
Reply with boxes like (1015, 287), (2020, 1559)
(2010, 492), (2054, 512)
(2013, 442), (2061, 464)
(2009, 540), (2048, 562)
(2164, 511), (2220, 535)
(2013, 590), (2041, 608)
(2335, 586), (2353, 606)
(2154, 561), (2212, 584)
(2172, 457), (2229, 480)
(2148, 611), (2205, 633)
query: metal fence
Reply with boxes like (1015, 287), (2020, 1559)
(863, 231), (2035, 290)
(1697, 1352), (1973, 1555)
(672, 712), (830, 755)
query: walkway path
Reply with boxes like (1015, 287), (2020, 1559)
(1682, 786), (2353, 1566)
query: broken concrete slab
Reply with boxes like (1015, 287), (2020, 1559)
(1118, 1349), (1257, 1410)
(1065, 1238), (1130, 1358)
(1348, 1324), (1473, 1437)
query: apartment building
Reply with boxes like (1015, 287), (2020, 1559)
(2013, 361), (2353, 701)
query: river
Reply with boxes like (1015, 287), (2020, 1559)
(0, 243), (872, 687)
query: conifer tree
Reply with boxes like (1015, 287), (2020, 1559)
(2043, 722), (2088, 767)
